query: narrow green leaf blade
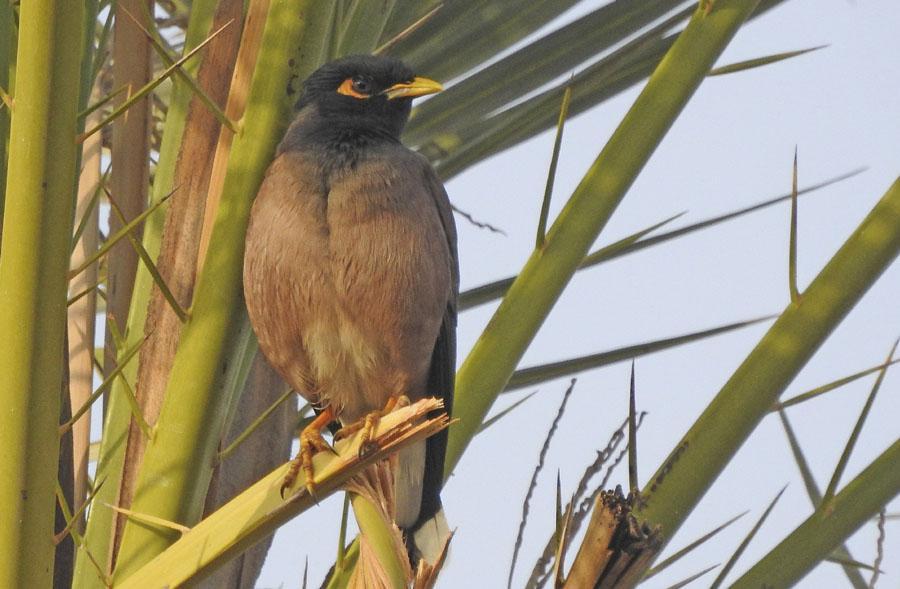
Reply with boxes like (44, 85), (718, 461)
(710, 485), (788, 589)
(773, 358), (900, 412)
(644, 511), (748, 580)
(505, 316), (772, 392)
(822, 338), (898, 505)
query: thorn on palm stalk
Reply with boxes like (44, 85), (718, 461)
(536, 81), (572, 249)
(552, 497), (575, 588)
(822, 337), (898, 507)
(628, 361), (639, 496)
(710, 484), (788, 589)
(788, 146), (801, 303)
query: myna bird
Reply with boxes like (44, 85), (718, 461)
(243, 55), (457, 563)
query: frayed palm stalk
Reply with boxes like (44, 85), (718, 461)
(344, 413), (453, 589)
(562, 487), (661, 589)
(346, 460), (413, 589)
(117, 398), (448, 588)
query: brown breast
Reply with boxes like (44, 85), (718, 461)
(243, 147), (452, 423)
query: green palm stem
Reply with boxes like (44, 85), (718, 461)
(351, 494), (408, 589)
(733, 435), (900, 587)
(445, 1), (761, 479)
(0, 1), (84, 586)
(111, 1), (333, 579)
(635, 178), (900, 555)
(0, 2), (13, 225)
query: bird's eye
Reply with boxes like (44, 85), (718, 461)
(337, 76), (373, 99)
(351, 76), (371, 94)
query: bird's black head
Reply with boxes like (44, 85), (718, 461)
(286, 55), (442, 149)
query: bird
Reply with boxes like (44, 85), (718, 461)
(242, 54), (457, 565)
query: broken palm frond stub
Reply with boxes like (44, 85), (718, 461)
(563, 486), (662, 588)
(116, 398), (448, 588)
(528, 412), (647, 589)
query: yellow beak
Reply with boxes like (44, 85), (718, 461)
(382, 76), (443, 100)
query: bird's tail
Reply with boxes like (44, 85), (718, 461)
(410, 506), (451, 565)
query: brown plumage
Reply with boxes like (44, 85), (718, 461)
(242, 55), (457, 560)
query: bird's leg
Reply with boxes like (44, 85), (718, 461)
(281, 405), (336, 498)
(334, 395), (411, 458)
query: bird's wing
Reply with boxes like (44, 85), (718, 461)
(414, 157), (458, 529)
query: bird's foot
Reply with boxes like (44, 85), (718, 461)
(281, 406), (336, 499)
(334, 395), (411, 458)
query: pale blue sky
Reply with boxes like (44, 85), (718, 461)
(256, 2), (900, 587)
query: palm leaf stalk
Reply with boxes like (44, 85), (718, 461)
(0, 1), (14, 221)
(104, 0), (155, 384)
(0, 1), (84, 586)
(74, 2), (223, 583)
(733, 435), (900, 587)
(66, 0), (102, 532)
(445, 0), (762, 478)
(111, 0), (334, 579)
(635, 178), (900, 560)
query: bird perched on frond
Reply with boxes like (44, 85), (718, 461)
(243, 54), (457, 565)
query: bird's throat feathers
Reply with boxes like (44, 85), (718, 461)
(279, 102), (407, 167)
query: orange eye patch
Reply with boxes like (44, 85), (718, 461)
(337, 78), (371, 99)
